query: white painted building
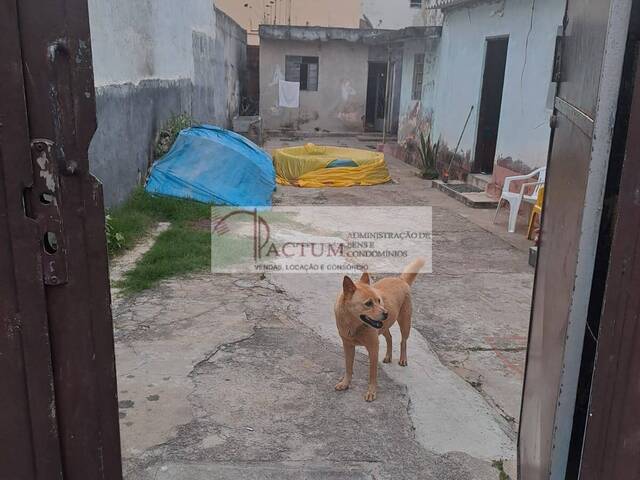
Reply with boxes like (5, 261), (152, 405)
(397, 0), (565, 190)
(259, 26), (438, 134)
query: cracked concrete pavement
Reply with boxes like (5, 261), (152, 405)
(111, 137), (533, 479)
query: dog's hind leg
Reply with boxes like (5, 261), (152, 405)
(382, 329), (392, 364)
(335, 340), (355, 391)
(398, 297), (412, 367)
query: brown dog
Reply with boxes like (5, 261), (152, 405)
(334, 258), (426, 401)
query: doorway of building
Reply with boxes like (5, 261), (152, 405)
(365, 61), (388, 132)
(474, 37), (509, 174)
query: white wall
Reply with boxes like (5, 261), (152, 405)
(361, 0), (432, 28)
(398, 37), (439, 148)
(87, 0), (248, 206)
(428, 0), (564, 173)
(88, 0), (217, 87)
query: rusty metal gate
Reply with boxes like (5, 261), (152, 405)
(519, 0), (635, 478)
(578, 19), (640, 480)
(0, 0), (122, 478)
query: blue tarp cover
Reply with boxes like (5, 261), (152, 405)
(146, 125), (275, 206)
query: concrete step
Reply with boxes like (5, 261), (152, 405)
(264, 130), (398, 143)
(266, 130), (364, 139)
(433, 180), (499, 209)
(468, 173), (492, 191)
(357, 134), (397, 142)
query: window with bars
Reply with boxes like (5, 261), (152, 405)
(285, 56), (319, 91)
(410, 0), (422, 8)
(412, 53), (425, 100)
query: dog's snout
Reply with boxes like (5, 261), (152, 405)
(382, 311), (389, 320)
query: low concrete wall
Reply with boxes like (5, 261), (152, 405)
(259, 38), (369, 133)
(88, 1), (246, 207)
(368, 44), (404, 134)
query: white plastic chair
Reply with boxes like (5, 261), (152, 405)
(493, 167), (547, 233)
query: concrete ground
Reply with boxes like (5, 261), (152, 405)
(111, 137), (534, 479)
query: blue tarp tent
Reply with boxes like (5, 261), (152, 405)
(146, 125), (276, 206)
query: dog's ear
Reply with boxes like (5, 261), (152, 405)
(359, 272), (370, 284)
(343, 276), (356, 298)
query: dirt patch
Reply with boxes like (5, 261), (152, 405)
(191, 219), (212, 231)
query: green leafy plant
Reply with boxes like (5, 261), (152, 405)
(105, 214), (125, 254)
(154, 113), (195, 160)
(417, 131), (440, 180)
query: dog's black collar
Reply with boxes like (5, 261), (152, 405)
(359, 315), (383, 329)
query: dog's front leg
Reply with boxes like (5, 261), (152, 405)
(364, 342), (378, 401)
(335, 340), (355, 391)
(382, 329), (392, 363)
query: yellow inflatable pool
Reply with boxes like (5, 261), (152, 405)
(273, 143), (391, 188)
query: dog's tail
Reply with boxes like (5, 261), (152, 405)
(400, 258), (426, 286)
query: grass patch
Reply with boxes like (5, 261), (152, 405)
(107, 188), (210, 257)
(492, 460), (510, 480)
(115, 224), (212, 293)
(107, 206), (154, 256)
(113, 187), (210, 224)
(107, 188), (215, 293)
(105, 113), (216, 292)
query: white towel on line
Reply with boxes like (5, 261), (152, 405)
(279, 80), (300, 108)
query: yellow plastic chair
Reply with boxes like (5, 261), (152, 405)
(527, 186), (545, 240)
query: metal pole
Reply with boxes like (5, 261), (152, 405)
(382, 45), (392, 145)
(444, 105), (475, 182)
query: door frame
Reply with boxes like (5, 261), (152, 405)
(577, 46), (640, 476)
(472, 35), (510, 174)
(365, 61), (388, 132)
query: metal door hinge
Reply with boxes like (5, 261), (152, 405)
(552, 29), (564, 84)
(28, 139), (68, 286)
